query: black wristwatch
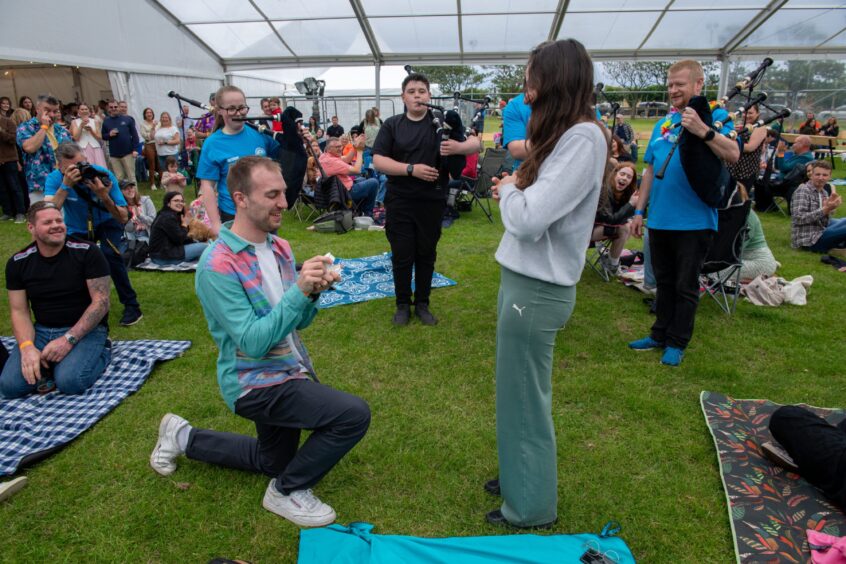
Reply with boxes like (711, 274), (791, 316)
(406, 164), (414, 176)
(703, 129), (716, 142)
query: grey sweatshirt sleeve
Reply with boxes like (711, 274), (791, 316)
(498, 129), (605, 242)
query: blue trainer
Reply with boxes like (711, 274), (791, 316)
(661, 346), (684, 366)
(628, 336), (664, 351)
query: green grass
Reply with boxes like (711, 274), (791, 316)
(1, 137), (845, 562)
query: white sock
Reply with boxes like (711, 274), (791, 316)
(609, 257), (620, 267)
(176, 424), (192, 452)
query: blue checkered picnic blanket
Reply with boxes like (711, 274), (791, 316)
(0, 339), (191, 476)
(318, 253), (456, 309)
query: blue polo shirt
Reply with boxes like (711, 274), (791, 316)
(44, 165), (126, 235)
(502, 95), (532, 170)
(644, 107), (734, 231)
(196, 126), (280, 216)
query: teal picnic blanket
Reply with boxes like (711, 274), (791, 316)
(298, 521), (635, 563)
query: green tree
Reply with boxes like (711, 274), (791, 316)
(484, 65), (525, 97)
(415, 66), (486, 94)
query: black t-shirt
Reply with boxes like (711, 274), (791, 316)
(373, 112), (449, 201)
(326, 124), (344, 138)
(6, 237), (110, 328)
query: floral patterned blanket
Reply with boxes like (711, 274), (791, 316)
(701, 391), (846, 563)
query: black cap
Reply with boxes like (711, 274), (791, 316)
(119, 179), (136, 190)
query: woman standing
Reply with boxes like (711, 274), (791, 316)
(487, 39), (607, 529)
(149, 191), (207, 265)
(728, 104), (767, 192)
(154, 111), (180, 174)
(0, 97), (12, 118)
(18, 96), (35, 118)
(362, 108), (381, 172)
(139, 108), (159, 189)
(70, 103), (107, 168)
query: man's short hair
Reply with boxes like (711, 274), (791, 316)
(36, 94), (60, 107)
(811, 159), (833, 172)
(794, 135), (812, 148)
(56, 141), (83, 161)
(26, 201), (60, 224)
(227, 156), (281, 197)
(402, 73), (430, 92)
(667, 60), (704, 82)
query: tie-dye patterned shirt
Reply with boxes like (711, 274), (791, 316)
(195, 224), (318, 411)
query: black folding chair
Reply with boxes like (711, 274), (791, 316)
(453, 148), (506, 224)
(699, 200), (752, 315)
(585, 238), (615, 282)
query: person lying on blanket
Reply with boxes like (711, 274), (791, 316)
(0, 202), (112, 399)
(150, 156), (370, 528)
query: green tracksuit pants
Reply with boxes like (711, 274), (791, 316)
(496, 266), (576, 527)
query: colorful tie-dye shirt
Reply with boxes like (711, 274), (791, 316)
(195, 225), (318, 411)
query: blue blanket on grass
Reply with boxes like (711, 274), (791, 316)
(0, 339), (191, 476)
(318, 254), (456, 309)
(298, 521), (636, 563)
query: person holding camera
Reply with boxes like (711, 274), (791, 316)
(0, 201), (112, 399)
(44, 142), (142, 326)
(372, 72), (481, 326)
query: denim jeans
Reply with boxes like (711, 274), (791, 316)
(152, 242), (207, 265)
(350, 177), (379, 217)
(810, 217), (846, 252)
(72, 221), (140, 311)
(0, 325), (111, 399)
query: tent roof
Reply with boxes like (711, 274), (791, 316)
(153, 0), (846, 71)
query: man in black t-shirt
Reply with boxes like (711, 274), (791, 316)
(326, 116), (344, 138)
(372, 73), (482, 326)
(0, 202), (112, 399)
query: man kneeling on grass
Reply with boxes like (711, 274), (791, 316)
(0, 202), (112, 399)
(150, 156), (370, 528)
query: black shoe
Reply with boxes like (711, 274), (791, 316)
(414, 304), (438, 325)
(761, 441), (800, 473)
(392, 304), (410, 326)
(484, 478), (500, 496)
(120, 308), (143, 326)
(485, 509), (555, 530)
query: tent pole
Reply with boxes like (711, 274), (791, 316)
(375, 62), (381, 109)
(719, 55), (731, 99)
(72, 67), (83, 103)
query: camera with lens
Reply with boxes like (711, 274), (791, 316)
(75, 161), (112, 186)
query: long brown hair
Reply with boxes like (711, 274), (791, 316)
(516, 39), (598, 189)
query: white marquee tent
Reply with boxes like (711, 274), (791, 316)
(1, 0), (845, 115)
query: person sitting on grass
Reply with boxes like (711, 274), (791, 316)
(149, 192), (207, 266)
(0, 202), (111, 399)
(591, 162), (638, 276)
(609, 135), (633, 165)
(120, 180), (155, 244)
(790, 159), (846, 258)
(717, 185), (778, 282)
(160, 156), (188, 194)
(149, 156), (369, 528)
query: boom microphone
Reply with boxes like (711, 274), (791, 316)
(168, 91), (211, 111)
(740, 92), (768, 113)
(735, 57), (774, 91)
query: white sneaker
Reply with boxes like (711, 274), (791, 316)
(150, 413), (188, 476)
(0, 476), (27, 502)
(262, 480), (336, 527)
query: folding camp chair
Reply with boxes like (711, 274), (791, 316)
(454, 176), (493, 223)
(291, 188), (319, 222)
(699, 200), (752, 314)
(452, 147), (506, 224)
(585, 238), (615, 282)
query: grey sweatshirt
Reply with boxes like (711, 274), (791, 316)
(495, 122), (607, 287)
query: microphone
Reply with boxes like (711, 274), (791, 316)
(734, 57), (774, 91)
(740, 92), (768, 113)
(484, 96), (492, 105)
(168, 91), (211, 111)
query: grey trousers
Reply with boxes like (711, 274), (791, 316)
(186, 378), (370, 494)
(496, 266), (576, 527)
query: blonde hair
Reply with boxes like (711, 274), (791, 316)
(668, 60), (704, 82)
(11, 108), (31, 125)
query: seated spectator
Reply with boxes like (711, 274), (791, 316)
(443, 131), (481, 226)
(718, 186), (778, 282)
(121, 180), (155, 243)
(756, 135), (815, 211)
(798, 112), (821, 135)
(610, 135), (633, 164)
(0, 202), (112, 399)
(791, 160), (846, 257)
(326, 115), (344, 138)
(778, 135), (814, 177)
(317, 136), (378, 217)
(820, 117), (839, 138)
(767, 405), (846, 508)
(614, 113), (637, 161)
(315, 127), (327, 152)
(591, 162), (638, 275)
(160, 155), (188, 194)
(149, 192), (208, 265)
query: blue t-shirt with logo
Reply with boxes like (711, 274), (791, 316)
(196, 126), (280, 215)
(44, 165), (126, 236)
(502, 95), (532, 170)
(644, 107), (734, 231)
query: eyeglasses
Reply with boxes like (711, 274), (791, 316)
(223, 106), (250, 115)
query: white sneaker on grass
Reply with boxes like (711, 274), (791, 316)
(262, 479), (336, 527)
(150, 413), (188, 476)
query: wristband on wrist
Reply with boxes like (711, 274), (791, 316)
(40, 124), (49, 131)
(634, 209), (644, 216)
(18, 340), (34, 350)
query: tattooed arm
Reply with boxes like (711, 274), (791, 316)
(70, 276), (111, 338)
